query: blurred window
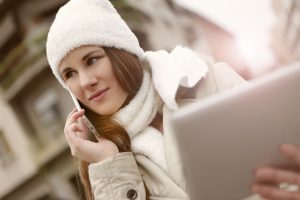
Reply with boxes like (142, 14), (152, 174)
(32, 89), (63, 137)
(21, 84), (66, 147)
(10, 68), (73, 149)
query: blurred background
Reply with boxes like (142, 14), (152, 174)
(0, 0), (299, 199)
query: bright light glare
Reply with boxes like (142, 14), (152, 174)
(236, 35), (275, 74)
(174, 0), (277, 75)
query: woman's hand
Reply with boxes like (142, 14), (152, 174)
(64, 108), (119, 163)
(252, 144), (300, 200)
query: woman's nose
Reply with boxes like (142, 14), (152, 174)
(79, 71), (98, 89)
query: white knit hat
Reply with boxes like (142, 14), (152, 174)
(46, 0), (144, 88)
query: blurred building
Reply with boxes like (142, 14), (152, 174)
(271, 0), (300, 66)
(126, 0), (251, 78)
(0, 0), (272, 199)
(172, 4), (252, 79)
(0, 0), (83, 199)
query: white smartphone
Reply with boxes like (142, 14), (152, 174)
(69, 91), (99, 138)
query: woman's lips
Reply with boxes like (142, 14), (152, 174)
(89, 88), (109, 101)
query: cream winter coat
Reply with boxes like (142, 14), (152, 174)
(88, 60), (262, 200)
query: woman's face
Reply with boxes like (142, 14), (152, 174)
(59, 45), (128, 115)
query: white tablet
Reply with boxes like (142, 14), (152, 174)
(171, 63), (300, 200)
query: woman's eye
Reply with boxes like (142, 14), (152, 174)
(64, 71), (76, 80)
(87, 57), (99, 66)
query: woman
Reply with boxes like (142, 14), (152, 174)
(46, 0), (300, 199)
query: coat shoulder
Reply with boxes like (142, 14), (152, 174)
(178, 61), (247, 101)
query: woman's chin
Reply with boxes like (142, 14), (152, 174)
(94, 107), (119, 116)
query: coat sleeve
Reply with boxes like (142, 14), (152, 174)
(192, 61), (247, 99)
(210, 62), (246, 92)
(88, 152), (146, 200)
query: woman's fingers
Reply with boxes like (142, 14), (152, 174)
(77, 117), (89, 139)
(280, 144), (300, 167)
(63, 108), (119, 163)
(254, 144), (300, 185)
(64, 108), (87, 138)
(66, 108), (77, 124)
(252, 144), (300, 199)
(64, 108), (89, 151)
(66, 129), (90, 158)
(65, 108), (85, 128)
(253, 166), (300, 200)
(253, 183), (300, 200)
(64, 123), (82, 146)
(254, 167), (300, 186)
(66, 133), (113, 162)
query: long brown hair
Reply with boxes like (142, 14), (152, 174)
(78, 47), (144, 200)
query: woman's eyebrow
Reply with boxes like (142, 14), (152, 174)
(82, 50), (104, 61)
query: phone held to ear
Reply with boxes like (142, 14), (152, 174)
(69, 91), (100, 138)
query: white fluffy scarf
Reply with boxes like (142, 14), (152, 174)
(113, 46), (209, 171)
